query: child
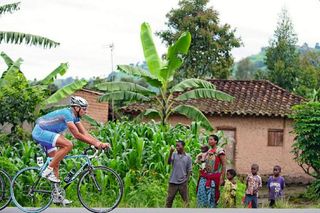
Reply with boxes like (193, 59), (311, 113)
(267, 165), (285, 207)
(195, 144), (209, 169)
(244, 164), (262, 208)
(222, 169), (237, 208)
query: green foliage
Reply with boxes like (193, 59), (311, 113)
(0, 2), (59, 48)
(265, 8), (301, 92)
(235, 58), (257, 80)
(44, 79), (87, 106)
(0, 120), (235, 207)
(295, 50), (320, 98)
(98, 22), (233, 131)
(0, 53), (87, 140)
(0, 59), (45, 136)
(0, 2), (20, 15)
(305, 179), (320, 200)
(290, 102), (320, 181)
(157, 0), (241, 81)
(40, 63), (68, 85)
(0, 32), (59, 48)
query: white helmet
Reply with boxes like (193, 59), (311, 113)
(70, 96), (88, 107)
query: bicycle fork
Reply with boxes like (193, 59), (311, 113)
(90, 172), (102, 192)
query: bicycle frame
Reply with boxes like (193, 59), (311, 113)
(39, 153), (94, 190)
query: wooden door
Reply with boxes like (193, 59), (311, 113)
(218, 128), (236, 170)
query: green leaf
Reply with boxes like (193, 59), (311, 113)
(117, 65), (162, 87)
(99, 91), (150, 102)
(0, 2), (20, 15)
(144, 108), (161, 118)
(176, 88), (233, 102)
(161, 32), (191, 81)
(170, 78), (216, 93)
(140, 22), (162, 78)
(173, 105), (213, 131)
(96, 81), (155, 96)
(0, 31), (59, 48)
(0, 52), (14, 67)
(40, 63), (68, 85)
(44, 80), (87, 106)
(82, 114), (101, 127)
(1, 58), (23, 79)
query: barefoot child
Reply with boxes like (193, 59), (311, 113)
(244, 164), (262, 208)
(267, 165), (285, 207)
(222, 169), (237, 208)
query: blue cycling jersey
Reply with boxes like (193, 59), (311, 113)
(36, 108), (80, 133)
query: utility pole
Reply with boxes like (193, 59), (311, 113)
(108, 43), (115, 121)
(109, 43), (114, 77)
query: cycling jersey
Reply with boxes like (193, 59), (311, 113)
(36, 108), (80, 133)
(32, 108), (80, 154)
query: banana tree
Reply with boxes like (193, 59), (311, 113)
(96, 22), (233, 131)
(0, 52), (87, 108)
(0, 2), (59, 48)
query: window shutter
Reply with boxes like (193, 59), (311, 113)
(268, 129), (284, 146)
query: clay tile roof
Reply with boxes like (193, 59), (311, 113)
(122, 80), (305, 117)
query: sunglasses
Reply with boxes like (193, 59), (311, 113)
(81, 107), (87, 111)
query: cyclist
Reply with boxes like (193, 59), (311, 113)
(32, 96), (110, 204)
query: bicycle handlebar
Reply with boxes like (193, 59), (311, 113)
(83, 145), (109, 159)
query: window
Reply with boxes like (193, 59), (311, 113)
(268, 129), (284, 146)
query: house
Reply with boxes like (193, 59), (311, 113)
(121, 80), (311, 183)
(63, 89), (108, 129)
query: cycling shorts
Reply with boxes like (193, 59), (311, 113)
(32, 124), (59, 154)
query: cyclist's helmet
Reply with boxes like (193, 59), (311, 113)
(70, 96), (88, 108)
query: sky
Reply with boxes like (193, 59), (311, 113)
(0, 0), (319, 80)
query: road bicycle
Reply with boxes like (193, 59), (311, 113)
(0, 168), (11, 211)
(10, 146), (123, 213)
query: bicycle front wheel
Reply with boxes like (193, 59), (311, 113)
(0, 169), (11, 211)
(77, 166), (123, 213)
(10, 167), (53, 213)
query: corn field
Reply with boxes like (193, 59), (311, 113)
(0, 121), (245, 207)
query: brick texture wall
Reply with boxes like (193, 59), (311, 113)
(72, 89), (108, 129)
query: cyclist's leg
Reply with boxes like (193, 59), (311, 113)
(32, 125), (60, 181)
(48, 135), (73, 178)
(47, 150), (59, 177)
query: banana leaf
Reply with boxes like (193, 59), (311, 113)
(161, 32), (191, 81)
(44, 79), (87, 106)
(176, 88), (233, 101)
(117, 65), (162, 87)
(96, 81), (155, 96)
(140, 22), (162, 79)
(170, 78), (216, 93)
(173, 104), (213, 131)
(0, 31), (59, 48)
(40, 63), (68, 85)
(99, 91), (150, 102)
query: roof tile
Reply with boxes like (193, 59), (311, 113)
(122, 80), (305, 117)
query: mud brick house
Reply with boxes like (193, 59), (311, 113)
(59, 89), (108, 129)
(121, 80), (310, 183)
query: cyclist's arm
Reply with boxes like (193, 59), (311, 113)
(75, 122), (101, 143)
(75, 121), (89, 135)
(67, 122), (101, 147)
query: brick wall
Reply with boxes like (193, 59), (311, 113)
(72, 89), (108, 129)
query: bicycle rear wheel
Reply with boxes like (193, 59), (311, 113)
(77, 166), (123, 213)
(10, 167), (53, 213)
(0, 169), (11, 211)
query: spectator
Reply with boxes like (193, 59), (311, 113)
(165, 140), (192, 208)
(267, 165), (285, 207)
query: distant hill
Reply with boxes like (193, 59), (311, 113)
(233, 42), (320, 77)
